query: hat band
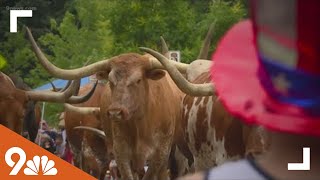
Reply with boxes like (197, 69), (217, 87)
(258, 54), (320, 115)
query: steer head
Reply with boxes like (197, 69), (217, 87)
(0, 72), (27, 133)
(0, 69), (96, 134)
(96, 53), (166, 122)
(25, 27), (189, 123)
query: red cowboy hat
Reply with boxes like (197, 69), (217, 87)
(211, 0), (320, 137)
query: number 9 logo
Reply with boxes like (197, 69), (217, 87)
(5, 147), (26, 175)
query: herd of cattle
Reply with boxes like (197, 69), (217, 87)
(0, 25), (271, 180)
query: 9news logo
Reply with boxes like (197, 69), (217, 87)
(0, 125), (93, 179)
(4, 147), (57, 176)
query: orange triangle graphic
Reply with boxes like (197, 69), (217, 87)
(0, 125), (95, 180)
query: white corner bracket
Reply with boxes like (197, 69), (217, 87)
(287, 147), (310, 171)
(10, 10), (33, 33)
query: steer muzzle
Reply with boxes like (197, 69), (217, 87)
(107, 108), (128, 121)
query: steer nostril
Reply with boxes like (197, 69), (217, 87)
(107, 109), (123, 119)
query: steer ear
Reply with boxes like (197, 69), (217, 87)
(96, 71), (109, 80)
(15, 89), (29, 108)
(146, 69), (166, 80)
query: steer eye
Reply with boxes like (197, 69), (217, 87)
(136, 79), (141, 84)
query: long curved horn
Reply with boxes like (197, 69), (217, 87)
(140, 47), (214, 96)
(49, 81), (59, 91)
(59, 80), (72, 92)
(55, 62), (90, 94)
(64, 103), (100, 116)
(26, 27), (111, 80)
(50, 79), (79, 94)
(160, 36), (169, 57)
(25, 79), (80, 102)
(146, 54), (189, 73)
(72, 79), (81, 96)
(74, 126), (106, 139)
(197, 21), (215, 59)
(66, 81), (98, 104)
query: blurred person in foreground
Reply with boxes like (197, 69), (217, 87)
(179, 0), (320, 179)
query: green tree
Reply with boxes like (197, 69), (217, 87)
(0, 30), (50, 87)
(34, 0), (114, 126)
(0, 0), (247, 127)
(106, 0), (197, 61)
(39, 0), (113, 69)
(0, 0), (69, 87)
(184, 0), (247, 63)
(0, 54), (7, 69)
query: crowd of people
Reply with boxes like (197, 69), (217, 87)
(31, 119), (73, 164)
(27, 117), (119, 180)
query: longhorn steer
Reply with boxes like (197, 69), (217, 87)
(182, 72), (270, 170)
(140, 48), (271, 171)
(59, 54), (184, 180)
(9, 74), (42, 142)
(0, 71), (90, 135)
(26, 26), (189, 180)
(0, 72), (27, 133)
(64, 82), (108, 180)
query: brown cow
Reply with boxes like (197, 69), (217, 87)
(9, 74), (42, 142)
(0, 71), (92, 135)
(140, 48), (271, 171)
(0, 72), (27, 133)
(26, 27), (190, 180)
(66, 38), (191, 180)
(64, 82), (109, 180)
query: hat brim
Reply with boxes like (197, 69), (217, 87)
(211, 20), (320, 137)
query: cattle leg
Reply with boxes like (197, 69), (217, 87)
(157, 163), (170, 180)
(142, 137), (172, 180)
(91, 169), (99, 179)
(70, 145), (81, 168)
(98, 163), (108, 180)
(115, 157), (133, 180)
(114, 140), (134, 180)
(169, 145), (192, 179)
(131, 165), (145, 180)
(143, 151), (170, 180)
(133, 172), (140, 180)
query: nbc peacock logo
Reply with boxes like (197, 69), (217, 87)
(24, 156), (58, 175)
(5, 147), (58, 176)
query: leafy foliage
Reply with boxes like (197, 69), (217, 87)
(0, 0), (69, 87)
(184, 0), (247, 63)
(0, 54), (7, 69)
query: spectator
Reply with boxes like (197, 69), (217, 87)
(54, 134), (65, 158)
(62, 140), (73, 164)
(35, 120), (49, 145)
(41, 136), (56, 154)
(44, 130), (58, 142)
